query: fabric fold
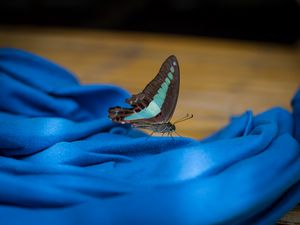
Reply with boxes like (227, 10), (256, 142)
(0, 48), (299, 225)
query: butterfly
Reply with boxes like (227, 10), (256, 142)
(108, 55), (192, 136)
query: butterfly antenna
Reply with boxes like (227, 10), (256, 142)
(173, 114), (193, 124)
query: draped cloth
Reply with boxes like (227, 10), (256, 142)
(0, 48), (299, 225)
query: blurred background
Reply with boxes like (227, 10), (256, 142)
(0, 0), (299, 138)
(0, 0), (299, 44)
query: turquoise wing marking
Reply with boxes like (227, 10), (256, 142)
(124, 56), (177, 122)
(124, 76), (172, 120)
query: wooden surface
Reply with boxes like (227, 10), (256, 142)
(0, 26), (299, 139)
(0, 26), (300, 222)
(277, 205), (300, 224)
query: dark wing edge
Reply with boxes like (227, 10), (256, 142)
(108, 55), (180, 124)
(137, 55), (180, 123)
(159, 55), (180, 123)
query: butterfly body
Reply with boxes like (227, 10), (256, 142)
(132, 122), (176, 133)
(109, 55), (181, 134)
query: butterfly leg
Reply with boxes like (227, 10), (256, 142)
(170, 132), (174, 141)
(174, 131), (183, 137)
(146, 131), (155, 140)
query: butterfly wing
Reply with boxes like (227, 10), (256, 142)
(109, 55), (180, 125)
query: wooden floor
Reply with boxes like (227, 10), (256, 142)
(0, 26), (300, 222)
(1, 26), (299, 139)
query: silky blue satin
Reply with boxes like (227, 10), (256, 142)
(0, 48), (299, 225)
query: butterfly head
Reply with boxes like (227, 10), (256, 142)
(170, 123), (176, 132)
(157, 122), (176, 133)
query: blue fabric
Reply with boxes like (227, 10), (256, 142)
(0, 48), (299, 225)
